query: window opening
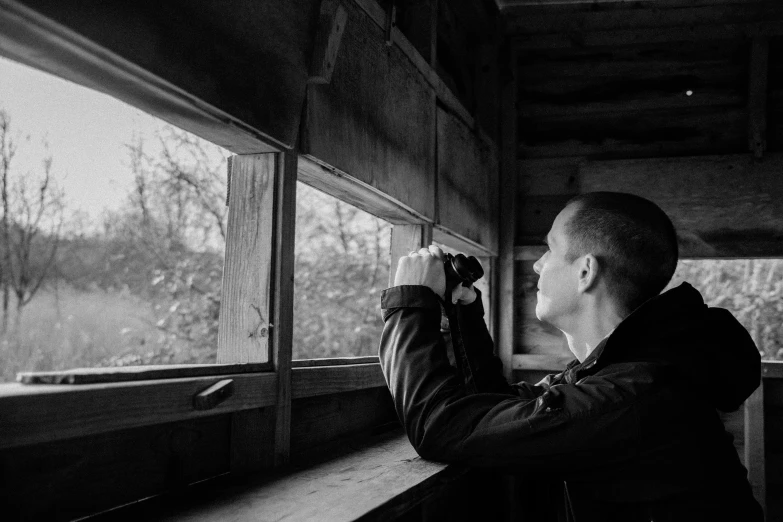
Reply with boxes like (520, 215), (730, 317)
(293, 182), (391, 359)
(0, 56), (230, 382)
(667, 259), (782, 361)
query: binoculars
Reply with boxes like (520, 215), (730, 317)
(443, 253), (484, 290)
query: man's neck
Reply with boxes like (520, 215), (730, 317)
(564, 303), (625, 362)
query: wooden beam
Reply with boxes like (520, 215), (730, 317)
(579, 153), (783, 258)
(762, 361), (783, 378)
(0, 0), (315, 152)
(292, 356), (379, 367)
(308, 0), (348, 84)
(291, 364), (387, 399)
(498, 45), (517, 381)
(16, 362), (270, 385)
(748, 36), (769, 158)
(217, 154), (276, 364)
(745, 382), (766, 513)
(389, 224), (434, 287)
(0, 373), (277, 449)
(270, 151), (298, 467)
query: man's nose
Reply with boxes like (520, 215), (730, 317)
(533, 256), (543, 274)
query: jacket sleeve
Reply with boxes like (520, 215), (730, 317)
(451, 287), (518, 395)
(379, 285), (648, 473)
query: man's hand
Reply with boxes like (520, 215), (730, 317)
(393, 245), (477, 305)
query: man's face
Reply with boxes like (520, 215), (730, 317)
(533, 204), (581, 330)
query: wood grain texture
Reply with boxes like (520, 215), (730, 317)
(292, 363), (386, 399)
(745, 382), (767, 512)
(579, 153), (783, 257)
(303, 0), (436, 220)
(308, 0), (348, 84)
(0, 372), (276, 449)
(271, 152), (298, 467)
(0, 415), (231, 521)
(146, 431), (461, 522)
(2, 0), (320, 151)
(218, 154), (276, 364)
(17, 362), (270, 385)
(437, 106), (499, 252)
(297, 154), (428, 225)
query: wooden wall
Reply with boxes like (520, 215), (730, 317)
(505, 0), (783, 377)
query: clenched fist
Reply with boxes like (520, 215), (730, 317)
(393, 245), (476, 305)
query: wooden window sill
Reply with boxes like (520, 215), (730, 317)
(97, 429), (466, 521)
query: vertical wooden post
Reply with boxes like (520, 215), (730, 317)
(748, 36), (769, 159)
(271, 151), (298, 467)
(218, 154), (276, 363)
(497, 45), (517, 381)
(389, 224), (433, 287)
(745, 381), (766, 514)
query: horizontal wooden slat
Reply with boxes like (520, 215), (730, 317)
(292, 356), (379, 368)
(0, 372), (277, 449)
(297, 155), (428, 225)
(763, 361), (783, 379)
(512, 354), (572, 371)
(514, 245), (547, 261)
(433, 226), (498, 258)
(291, 363), (386, 399)
(17, 363), (271, 385)
(579, 153), (783, 257)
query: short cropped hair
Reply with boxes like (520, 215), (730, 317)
(564, 192), (678, 314)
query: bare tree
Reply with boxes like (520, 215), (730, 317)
(0, 110), (64, 331)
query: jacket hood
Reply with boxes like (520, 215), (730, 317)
(600, 282), (761, 412)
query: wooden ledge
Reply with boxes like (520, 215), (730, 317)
(103, 430), (466, 522)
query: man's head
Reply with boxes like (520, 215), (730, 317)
(534, 192), (678, 330)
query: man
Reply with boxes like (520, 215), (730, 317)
(379, 192), (762, 521)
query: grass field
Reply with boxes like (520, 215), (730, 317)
(0, 286), (162, 382)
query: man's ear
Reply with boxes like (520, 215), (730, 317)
(577, 254), (600, 293)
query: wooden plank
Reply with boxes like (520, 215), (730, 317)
(579, 153), (783, 257)
(297, 154), (429, 225)
(763, 361), (783, 378)
(230, 407), (276, 475)
(395, 0), (438, 66)
(505, 3), (783, 36)
(745, 382), (766, 513)
(519, 158), (582, 197)
(292, 364), (387, 399)
(217, 154), (276, 364)
(764, 377), (783, 520)
(432, 225), (497, 258)
(513, 21), (783, 50)
(512, 353), (572, 371)
(292, 356), (379, 367)
(17, 362), (270, 385)
(389, 224), (433, 287)
(0, 414), (231, 521)
(303, 0), (437, 220)
(749, 37), (769, 158)
(0, 0), (319, 152)
(0, 372), (276, 449)
(352, 0), (475, 129)
(270, 151), (298, 467)
(519, 106), (747, 159)
(308, 0), (348, 85)
(437, 106), (500, 252)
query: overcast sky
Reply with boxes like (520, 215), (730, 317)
(0, 55), (226, 226)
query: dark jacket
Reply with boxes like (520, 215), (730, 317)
(379, 282), (763, 521)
